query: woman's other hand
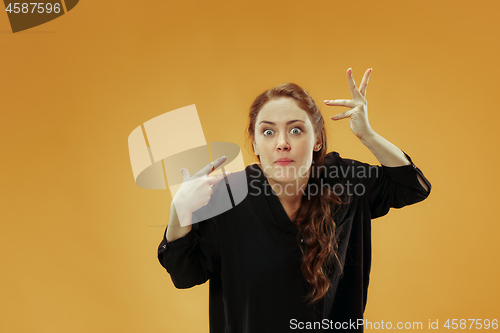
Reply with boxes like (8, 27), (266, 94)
(324, 68), (374, 140)
(173, 155), (230, 225)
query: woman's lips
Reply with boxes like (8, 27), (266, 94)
(275, 160), (293, 166)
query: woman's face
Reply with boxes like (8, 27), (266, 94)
(253, 97), (320, 186)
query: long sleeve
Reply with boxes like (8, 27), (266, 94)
(338, 150), (431, 219)
(157, 195), (222, 289)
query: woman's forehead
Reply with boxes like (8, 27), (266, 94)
(256, 98), (310, 124)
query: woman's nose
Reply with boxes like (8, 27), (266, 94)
(276, 135), (290, 151)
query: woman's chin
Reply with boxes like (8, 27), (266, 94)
(268, 173), (302, 185)
(271, 176), (295, 184)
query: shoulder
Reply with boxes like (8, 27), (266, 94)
(320, 151), (380, 185)
(323, 150), (361, 172)
(324, 150), (374, 170)
(324, 151), (341, 168)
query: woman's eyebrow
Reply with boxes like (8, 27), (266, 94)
(259, 120), (305, 126)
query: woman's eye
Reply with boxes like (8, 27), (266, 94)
(290, 127), (302, 135)
(263, 129), (274, 136)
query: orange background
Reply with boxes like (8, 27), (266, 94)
(1, 0), (499, 332)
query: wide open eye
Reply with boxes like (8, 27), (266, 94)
(263, 129), (274, 136)
(290, 127), (302, 135)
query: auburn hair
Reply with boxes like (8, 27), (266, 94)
(246, 83), (346, 304)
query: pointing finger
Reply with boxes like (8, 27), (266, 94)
(207, 171), (231, 185)
(199, 155), (227, 177)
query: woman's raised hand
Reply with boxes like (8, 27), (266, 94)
(172, 156), (230, 221)
(324, 68), (374, 140)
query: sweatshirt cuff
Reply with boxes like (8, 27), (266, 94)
(380, 150), (432, 195)
(158, 227), (195, 255)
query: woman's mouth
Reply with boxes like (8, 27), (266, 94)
(275, 159), (294, 166)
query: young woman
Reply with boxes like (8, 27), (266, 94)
(158, 68), (431, 332)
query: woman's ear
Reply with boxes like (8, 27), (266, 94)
(253, 141), (259, 155)
(313, 140), (322, 152)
